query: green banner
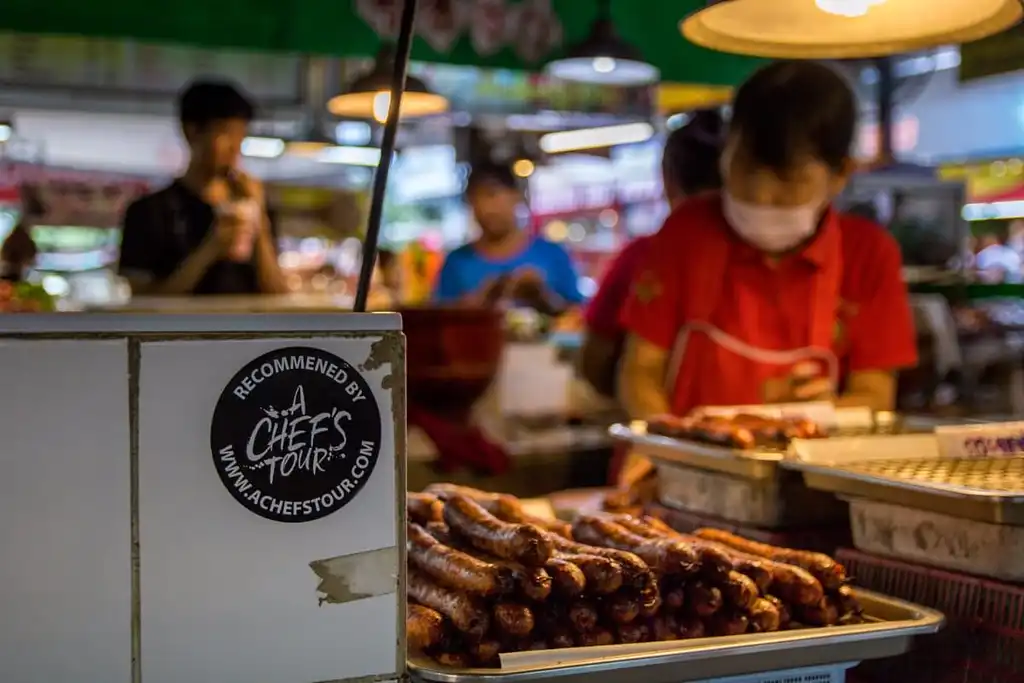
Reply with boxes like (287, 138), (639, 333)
(0, 0), (761, 86)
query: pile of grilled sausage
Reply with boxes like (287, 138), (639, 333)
(647, 413), (826, 450)
(407, 485), (862, 668)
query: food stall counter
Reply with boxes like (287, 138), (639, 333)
(86, 292), (357, 313)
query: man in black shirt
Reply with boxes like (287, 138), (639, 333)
(118, 80), (286, 295)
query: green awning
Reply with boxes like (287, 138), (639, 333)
(0, 0), (762, 86)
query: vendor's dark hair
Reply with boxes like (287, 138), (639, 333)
(730, 60), (856, 173)
(465, 161), (519, 195)
(178, 79), (255, 129)
(663, 109), (724, 195)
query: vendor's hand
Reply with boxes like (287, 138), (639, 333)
(461, 274), (511, 308)
(762, 361), (835, 404)
(509, 267), (546, 301)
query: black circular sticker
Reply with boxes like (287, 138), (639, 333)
(210, 346), (382, 523)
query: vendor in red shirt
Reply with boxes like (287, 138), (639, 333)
(619, 61), (916, 465)
(579, 110), (724, 398)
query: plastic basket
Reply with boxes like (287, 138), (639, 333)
(647, 503), (851, 555)
(702, 662), (856, 683)
(838, 548), (1024, 683)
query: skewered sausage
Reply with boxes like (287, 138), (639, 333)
(408, 492), (445, 525)
(694, 529), (847, 590)
(407, 603), (446, 651)
(493, 602), (535, 638)
(444, 495), (553, 566)
(408, 522), (514, 597)
(554, 553), (624, 594)
(799, 596), (840, 627)
(408, 569), (490, 640)
(545, 557), (586, 597)
(572, 516), (699, 576)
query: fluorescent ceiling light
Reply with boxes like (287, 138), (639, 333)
(316, 146), (384, 167)
(0, 124), (11, 143)
(540, 122), (655, 154)
(241, 136), (285, 159)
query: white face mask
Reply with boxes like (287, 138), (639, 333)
(722, 192), (821, 253)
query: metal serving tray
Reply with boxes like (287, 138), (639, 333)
(785, 456), (1024, 525)
(608, 423), (785, 481)
(409, 590), (943, 683)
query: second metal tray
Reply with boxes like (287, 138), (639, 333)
(608, 423), (784, 480)
(785, 456), (1024, 525)
(409, 590), (943, 683)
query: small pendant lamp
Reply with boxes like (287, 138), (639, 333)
(545, 0), (659, 85)
(328, 46), (449, 123)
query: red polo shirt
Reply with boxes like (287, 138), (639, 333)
(584, 235), (652, 339)
(620, 192), (917, 416)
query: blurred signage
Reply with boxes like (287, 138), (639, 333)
(0, 32), (302, 102)
(0, 164), (149, 228)
(960, 26), (1024, 81)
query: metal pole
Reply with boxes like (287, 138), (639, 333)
(353, 0), (418, 312)
(875, 56), (895, 165)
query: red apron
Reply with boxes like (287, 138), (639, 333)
(611, 219), (842, 486)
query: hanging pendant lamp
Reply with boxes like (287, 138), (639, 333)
(681, 0), (1023, 59)
(545, 0), (659, 86)
(328, 46), (448, 124)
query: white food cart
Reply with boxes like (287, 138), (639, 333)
(0, 312), (406, 683)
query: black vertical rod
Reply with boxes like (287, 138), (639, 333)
(876, 56), (895, 164)
(353, 0), (418, 312)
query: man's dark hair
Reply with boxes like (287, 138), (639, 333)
(730, 61), (856, 173)
(465, 161), (519, 196)
(663, 108), (724, 195)
(177, 79), (255, 129)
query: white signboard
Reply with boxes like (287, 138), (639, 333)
(935, 421), (1024, 458)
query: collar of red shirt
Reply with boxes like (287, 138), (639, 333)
(726, 204), (841, 271)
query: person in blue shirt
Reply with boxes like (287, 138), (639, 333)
(435, 161), (583, 315)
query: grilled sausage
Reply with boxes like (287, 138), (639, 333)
(408, 568), (490, 640)
(719, 570), (760, 610)
(434, 652), (472, 668)
(572, 516), (699, 576)
(694, 529), (847, 591)
(547, 532), (655, 591)
(407, 604), (446, 652)
(616, 621), (651, 644)
(545, 557), (586, 597)
(493, 602), (535, 638)
(444, 495), (553, 566)
(408, 522), (514, 596)
(602, 593), (641, 625)
(685, 581), (723, 618)
(568, 600), (600, 633)
(707, 610), (750, 637)
(576, 628), (615, 647)
(554, 553), (624, 594)
(748, 597), (782, 633)
(678, 617), (706, 639)
(799, 596), (840, 627)
(469, 639), (502, 667)
(407, 492), (445, 525)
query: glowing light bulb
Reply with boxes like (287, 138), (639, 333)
(592, 57), (617, 74)
(512, 158), (535, 178)
(372, 91), (391, 124)
(815, 0), (886, 17)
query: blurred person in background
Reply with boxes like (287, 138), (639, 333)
(578, 110), (724, 398)
(0, 219), (37, 283)
(619, 61), (916, 486)
(433, 161), (583, 315)
(975, 225), (1023, 283)
(118, 80), (286, 295)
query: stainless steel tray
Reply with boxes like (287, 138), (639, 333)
(409, 590), (943, 683)
(785, 456), (1024, 525)
(608, 423), (784, 480)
